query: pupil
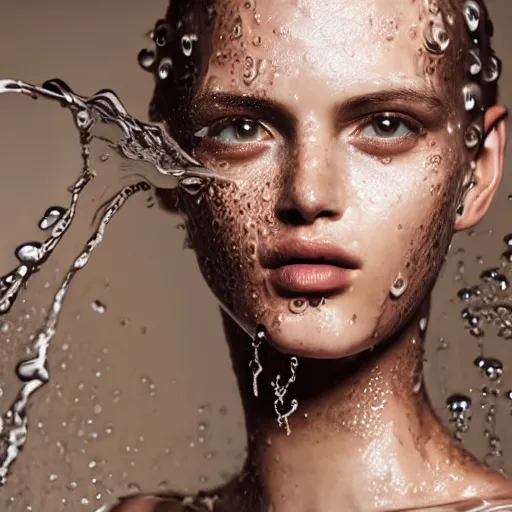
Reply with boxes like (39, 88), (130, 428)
(236, 121), (258, 139)
(376, 116), (399, 135)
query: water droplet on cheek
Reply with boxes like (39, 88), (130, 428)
(390, 273), (407, 298)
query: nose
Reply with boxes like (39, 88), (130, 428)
(276, 132), (345, 226)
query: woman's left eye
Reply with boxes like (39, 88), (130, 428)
(209, 119), (269, 143)
(360, 113), (421, 139)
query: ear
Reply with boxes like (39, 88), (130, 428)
(454, 104), (508, 231)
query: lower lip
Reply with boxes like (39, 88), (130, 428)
(269, 264), (354, 295)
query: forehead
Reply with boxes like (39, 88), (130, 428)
(199, 0), (460, 100)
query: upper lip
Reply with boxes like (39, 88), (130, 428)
(261, 239), (361, 270)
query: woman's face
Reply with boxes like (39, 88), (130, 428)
(174, 0), (472, 358)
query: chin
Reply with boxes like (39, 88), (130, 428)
(261, 302), (380, 359)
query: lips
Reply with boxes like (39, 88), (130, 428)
(261, 240), (360, 296)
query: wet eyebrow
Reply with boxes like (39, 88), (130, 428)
(192, 87), (446, 128)
(337, 87), (446, 119)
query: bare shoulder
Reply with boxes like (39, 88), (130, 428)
(110, 495), (189, 512)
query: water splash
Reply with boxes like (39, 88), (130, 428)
(0, 77), (216, 486)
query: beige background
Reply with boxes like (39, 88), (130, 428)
(0, 1), (511, 510)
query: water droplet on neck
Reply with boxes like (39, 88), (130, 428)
(390, 273), (407, 298)
(138, 49), (156, 70)
(289, 298), (308, 314)
(91, 300), (106, 314)
(463, 0), (480, 32)
(158, 58), (173, 80)
(233, 16), (243, 38)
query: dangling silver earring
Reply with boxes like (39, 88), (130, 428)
(271, 356), (299, 435)
(249, 327), (264, 397)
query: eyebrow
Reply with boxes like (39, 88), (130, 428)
(192, 86), (446, 127)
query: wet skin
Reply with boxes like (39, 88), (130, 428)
(116, 0), (509, 510)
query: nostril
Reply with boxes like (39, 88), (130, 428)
(278, 209), (304, 226)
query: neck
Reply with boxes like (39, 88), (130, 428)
(220, 301), (505, 512)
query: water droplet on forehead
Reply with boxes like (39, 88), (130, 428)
(463, 0), (480, 32)
(158, 58), (173, 80)
(423, 21), (450, 54)
(137, 49), (156, 71)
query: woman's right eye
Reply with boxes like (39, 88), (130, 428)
(200, 118), (271, 144)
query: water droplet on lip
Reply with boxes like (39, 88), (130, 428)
(463, 0), (480, 32)
(138, 49), (156, 70)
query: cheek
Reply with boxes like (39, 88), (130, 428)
(181, 179), (274, 315)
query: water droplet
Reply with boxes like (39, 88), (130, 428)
(469, 49), (482, 75)
(289, 298), (308, 314)
(158, 58), (173, 80)
(423, 21), (450, 54)
(463, 0), (480, 32)
(474, 356), (503, 381)
(253, 35), (262, 47)
(15, 242), (42, 265)
(390, 273), (407, 298)
(233, 16), (243, 38)
(483, 56), (500, 83)
(179, 176), (205, 196)
(464, 124), (481, 149)
(181, 34), (198, 57)
(91, 300), (106, 314)
(154, 23), (170, 47)
(137, 49), (156, 70)
(446, 394), (471, 416)
(462, 83), (480, 112)
(39, 206), (66, 230)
